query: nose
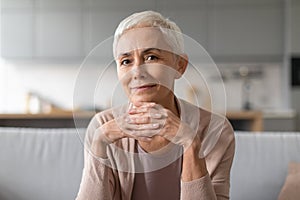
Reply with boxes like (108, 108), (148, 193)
(132, 57), (146, 80)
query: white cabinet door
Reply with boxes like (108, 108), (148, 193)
(1, 11), (34, 58)
(208, 4), (284, 59)
(291, 0), (300, 55)
(1, 0), (33, 9)
(83, 0), (156, 57)
(83, 11), (129, 57)
(36, 11), (82, 58)
(37, 0), (82, 9)
(157, 0), (284, 61)
(157, 0), (209, 51)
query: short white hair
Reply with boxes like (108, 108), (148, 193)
(113, 10), (184, 58)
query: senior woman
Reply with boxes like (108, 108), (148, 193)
(76, 11), (235, 200)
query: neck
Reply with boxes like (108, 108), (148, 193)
(159, 93), (180, 117)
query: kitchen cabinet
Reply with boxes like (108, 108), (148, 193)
(36, 11), (83, 58)
(83, 0), (156, 56)
(1, 9), (34, 58)
(208, 2), (284, 60)
(0, 0), (286, 61)
(1, 0), (156, 59)
(291, 0), (300, 55)
(83, 10), (129, 57)
(158, 0), (284, 62)
(157, 0), (209, 51)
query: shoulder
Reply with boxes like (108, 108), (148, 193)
(179, 99), (234, 155)
(199, 107), (234, 140)
(198, 107), (235, 152)
(178, 99), (234, 143)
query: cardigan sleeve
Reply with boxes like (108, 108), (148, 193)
(76, 114), (120, 200)
(181, 119), (235, 200)
(76, 152), (116, 200)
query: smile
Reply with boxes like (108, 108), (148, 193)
(131, 84), (157, 93)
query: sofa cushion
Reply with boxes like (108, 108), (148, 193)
(230, 132), (300, 200)
(0, 128), (85, 200)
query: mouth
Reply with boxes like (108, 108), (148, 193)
(131, 84), (157, 92)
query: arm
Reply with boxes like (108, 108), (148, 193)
(76, 114), (122, 200)
(76, 151), (116, 200)
(181, 119), (235, 200)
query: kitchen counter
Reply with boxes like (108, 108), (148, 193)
(0, 110), (264, 131)
(0, 112), (94, 119)
(226, 110), (263, 131)
(4, 109), (294, 132)
(262, 109), (296, 131)
(0, 112), (94, 128)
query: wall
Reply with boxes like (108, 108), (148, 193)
(0, 59), (283, 113)
(0, 0), (289, 115)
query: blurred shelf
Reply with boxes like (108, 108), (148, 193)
(226, 110), (263, 132)
(0, 111), (94, 128)
(0, 111), (94, 119)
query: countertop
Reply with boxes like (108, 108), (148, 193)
(0, 111), (94, 119)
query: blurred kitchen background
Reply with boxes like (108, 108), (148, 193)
(0, 0), (300, 131)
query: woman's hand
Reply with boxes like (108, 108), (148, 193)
(91, 119), (126, 158)
(126, 102), (197, 149)
(127, 102), (208, 180)
(90, 102), (161, 158)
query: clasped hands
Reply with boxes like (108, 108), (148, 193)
(91, 102), (200, 158)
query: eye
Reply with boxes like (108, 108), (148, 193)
(120, 59), (131, 66)
(145, 55), (158, 61)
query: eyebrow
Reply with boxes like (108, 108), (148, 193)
(117, 48), (162, 59)
(142, 48), (161, 54)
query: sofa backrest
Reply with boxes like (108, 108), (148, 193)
(0, 128), (85, 200)
(231, 132), (300, 200)
(1, 128), (300, 200)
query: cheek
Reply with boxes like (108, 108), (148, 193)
(146, 65), (176, 88)
(118, 70), (130, 90)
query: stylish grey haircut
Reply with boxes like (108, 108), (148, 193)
(113, 10), (184, 58)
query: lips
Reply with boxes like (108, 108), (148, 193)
(131, 84), (157, 92)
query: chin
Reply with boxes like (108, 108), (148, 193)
(129, 94), (158, 103)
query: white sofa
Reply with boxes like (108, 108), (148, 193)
(0, 127), (299, 200)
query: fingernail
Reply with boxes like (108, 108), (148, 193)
(153, 113), (162, 118)
(152, 123), (159, 128)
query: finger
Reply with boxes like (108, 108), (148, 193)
(125, 122), (160, 130)
(126, 116), (150, 124)
(128, 102), (164, 114)
(128, 107), (149, 114)
(149, 110), (168, 119)
(128, 107), (167, 120)
(131, 101), (156, 108)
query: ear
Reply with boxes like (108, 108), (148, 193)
(175, 54), (188, 79)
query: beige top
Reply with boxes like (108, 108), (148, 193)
(76, 100), (235, 200)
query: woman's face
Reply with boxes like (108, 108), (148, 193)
(115, 27), (186, 104)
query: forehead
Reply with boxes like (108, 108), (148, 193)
(116, 27), (174, 57)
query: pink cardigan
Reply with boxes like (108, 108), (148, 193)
(76, 100), (235, 200)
